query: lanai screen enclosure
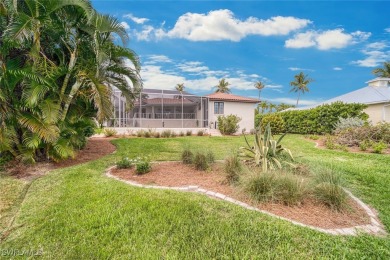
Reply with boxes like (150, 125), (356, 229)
(108, 89), (209, 128)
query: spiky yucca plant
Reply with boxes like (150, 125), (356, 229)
(240, 123), (294, 172)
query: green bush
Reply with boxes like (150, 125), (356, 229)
(181, 147), (194, 164)
(135, 159), (152, 175)
(308, 135), (320, 140)
(224, 152), (243, 184)
(324, 134), (336, 149)
(186, 130), (192, 136)
(261, 114), (285, 134)
(179, 131), (185, 137)
(372, 142), (387, 154)
(161, 130), (172, 138)
(197, 130), (204, 136)
(194, 152), (209, 171)
(313, 168), (347, 211)
(244, 172), (277, 202)
(206, 150), (215, 163)
(278, 102), (368, 134)
(116, 157), (134, 169)
(153, 132), (161, 138)
(136, 130), (144, 137)
(359, 140), (371, 151)
(275, 174), (307, 206)
(104, 128), (117, 137)
(218, 114), (241, 135)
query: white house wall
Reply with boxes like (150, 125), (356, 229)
(208, 101), (255, 133)
(364, 103), (390, 124)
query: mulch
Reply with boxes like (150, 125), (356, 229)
(4, 137), (116, 179)
(111, 161), (371, 229)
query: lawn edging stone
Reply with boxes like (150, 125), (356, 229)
(105, 166), (387, 237)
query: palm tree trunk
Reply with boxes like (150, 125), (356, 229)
(61, 81), (81, 121)
(296, 92), (301, 107)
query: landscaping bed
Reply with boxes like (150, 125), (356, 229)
(111, 161), (370, 229)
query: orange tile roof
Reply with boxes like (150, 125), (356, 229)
(206, 92), (259, 103)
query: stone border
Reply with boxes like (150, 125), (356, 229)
(105, 166), (387, 236)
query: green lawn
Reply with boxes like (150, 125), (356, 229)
(0, 135), (389, 259)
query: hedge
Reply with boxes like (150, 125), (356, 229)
(255, 102), (368, 134)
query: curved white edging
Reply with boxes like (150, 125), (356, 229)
(105, 166), (387, 236)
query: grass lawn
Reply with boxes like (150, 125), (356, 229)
(0, 135), (389, 259)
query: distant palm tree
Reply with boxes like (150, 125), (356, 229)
(290, 72), (313, 106)
(254, 81), (265, 112)
(372, 61), (390, 77)
(214, 78), (231, 93)
(175, 83), (185, 93)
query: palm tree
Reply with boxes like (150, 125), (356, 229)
(214, 78), (231, 93)
(372, 61), (390, 77)
(254, 81), (265, 113)
(175, 83), (185, 93)
(290, 72), (313, 107)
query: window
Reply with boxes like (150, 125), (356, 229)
(214, 102), (224, 114)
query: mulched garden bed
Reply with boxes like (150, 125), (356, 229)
(5, 137), (116, 179)
(310, 137), (390, 154)
(111, 161), (371, 229)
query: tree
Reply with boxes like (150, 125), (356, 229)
(290, 72), (313, 107)
(175, 83), (185, 93)
(372, 61), (390, 78)
(254, 81), (265, 112)
(215, 78), (231, 93)
(0, 0), (141, 162)
(276, 103), (295, 112)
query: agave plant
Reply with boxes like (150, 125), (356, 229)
(240, 123), (294, 172)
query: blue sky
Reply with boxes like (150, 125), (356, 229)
(92, 0), (390, 106)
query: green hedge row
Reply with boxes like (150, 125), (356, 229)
(255, 102), (368, 134)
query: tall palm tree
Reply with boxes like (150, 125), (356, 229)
(290, 72), (313, 107)
(214, 78), (231, 93)
(254, 81), (265, 113)
(175, 83), (185, 93)
(372, 61), (390, 78)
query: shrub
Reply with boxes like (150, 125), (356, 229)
(275, 174), (307, 206)
(136, 130), (144, 137)
(186, 130), (192, 136)
(116, 157), (134, 169)
(249, 129), (256, 135)
(278, 102), (368, 134)
(194, 152), (209, 171)
(154, 132), (161, 138)
(217, 114), (241, 135)
(324, 134), (336, 149)
(372, 141), (387, 154)
(224, 152), (243, 184)
(135, 158), (151, 175)
(244, 172), (277, 202)
(308, 135), (320, 140)
(94, 127), (104, 134)
(359, 140), (371, 151)
(313, 168), (347, 211)
(179, 131), (185, 137)
(240, 123), (294, 172)
(335, 122), (390, 147)
(144, 130), (151, 138)
(181, 147), (194, 164)
(334, 116), (366, 132)
(104, 128), (117, 137)
(197, 130), (204, 136)
(206, 150), (215, 163)
(261, 114), (285, 134)
(161, 130), (172, 138)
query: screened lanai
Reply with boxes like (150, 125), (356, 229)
(108, 89), (209, 128)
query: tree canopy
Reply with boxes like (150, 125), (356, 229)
(290, 72), (313, 107)
(214, 78), (231, 93)
(0, 0), (142, 163)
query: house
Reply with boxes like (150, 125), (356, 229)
(206, 92), (259, 132)
(107, 88), (259, 133)
(290, 78), (390, 124)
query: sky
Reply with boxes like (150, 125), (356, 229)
(92, 0), (390, 106)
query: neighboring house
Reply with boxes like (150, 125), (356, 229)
(108, 88), (258, 132)
(289, 78), (390, 124)
(206, 92), (259, 132)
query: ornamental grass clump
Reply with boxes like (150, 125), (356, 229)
(224, 152), (243, 184)
(313, 168), (347, 211)
(194, 152), (209, 171)
(181, 147), (194, 164)
(135, 157), (152, 175)
(239, 123), (294, 172)
(104, 128), (117, 137)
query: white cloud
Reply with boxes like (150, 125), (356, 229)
(124, 13), (149, 24)
(352, 41), (390, 67)
(288, 67), (314, 71)
(385, 28), (390, 33)
(285, 29), (371, 50)
(265, 97), (320, 106)
(333, 67), (343, 71)
(144, 55), (173, 64)
(133, 9), (310, 41)
(120, 21), (130, 30)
